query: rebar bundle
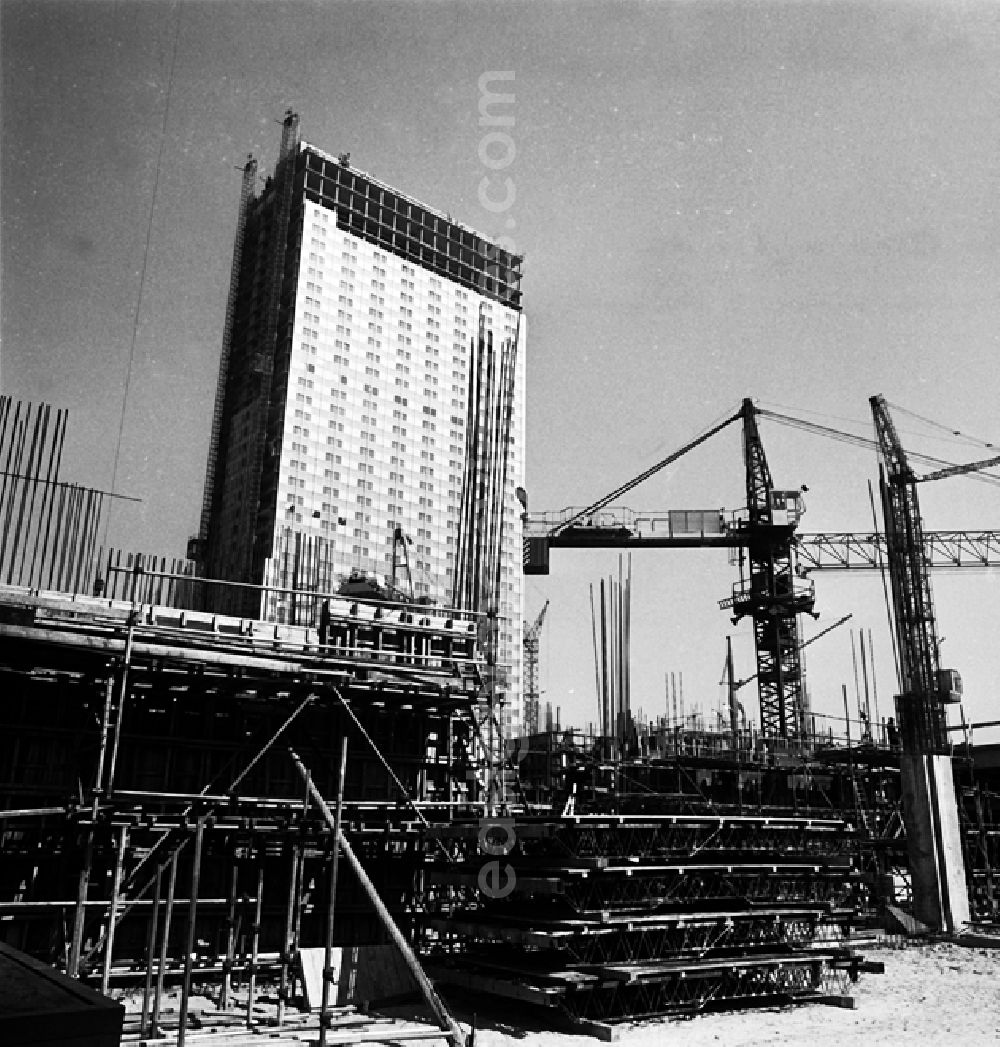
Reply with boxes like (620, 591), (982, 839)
(0, 396), (109, 593)
(100, 548), (199, 607)
(264, 526), (342, 624)
(589, 554), (633, 755)
(451, 322), (518, 623)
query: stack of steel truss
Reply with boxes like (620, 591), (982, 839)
(957, 767), (1000, 922)
(419, 813), (873, 1035)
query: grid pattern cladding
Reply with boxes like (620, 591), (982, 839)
(203, 132), (525, 731)
(300, 146), (522, 310)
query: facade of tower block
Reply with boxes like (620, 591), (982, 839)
(195, 113), (526, 734)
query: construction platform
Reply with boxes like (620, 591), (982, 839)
(0, 583), (485, 1046)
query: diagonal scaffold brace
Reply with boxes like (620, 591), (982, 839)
(287, 748), (467, 1047)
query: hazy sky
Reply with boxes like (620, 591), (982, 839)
(4, 0), (1000, 735)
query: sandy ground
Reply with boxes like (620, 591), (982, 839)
(121, 940), (999, 1046)
(463, 942), (1000, 1047)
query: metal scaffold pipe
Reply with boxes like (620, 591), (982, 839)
(288, 749), (466, 1047)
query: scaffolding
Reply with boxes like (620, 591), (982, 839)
(0, 583), (481, 1043)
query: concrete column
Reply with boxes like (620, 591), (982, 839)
(899, 754), (970, 932)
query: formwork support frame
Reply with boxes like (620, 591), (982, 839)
(177, 817), (206, 1047)
(289, 749), (466, 1047)
(320, 735), (348, 1047)
(139, 861), (163, 1036)
(219, 846), (240, 1010)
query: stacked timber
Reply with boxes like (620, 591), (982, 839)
(419, 813), (874, 1037)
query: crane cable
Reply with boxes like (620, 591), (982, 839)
(868, 478), (902, 692)
(756, 407), (1000, 488)
(103, 2), (183, 549)
(886, 400), (997, 452)
(760, 399), (992, 452)
(552, 403), (744, 535)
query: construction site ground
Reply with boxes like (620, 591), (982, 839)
(116, 939), (999, 1046)
(448, 940), (999, 1047)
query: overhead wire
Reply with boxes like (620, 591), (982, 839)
(103, 1), (183, 550)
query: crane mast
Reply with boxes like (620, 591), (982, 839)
(727, 399), (815, 742)
(870, 395), (948, 753)
(524, 399), (817, 744)
(869, 394), (970, 932)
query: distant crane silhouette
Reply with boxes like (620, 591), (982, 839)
(523, 600), (550, 735)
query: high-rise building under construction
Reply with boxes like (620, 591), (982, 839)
(195, 112), (526, 731)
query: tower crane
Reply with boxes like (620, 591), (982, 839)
(722, 399), (816, 741)
(524, 399), (815, 744)
(868, 394), (1000, 931)
(869, 395), (1000, 752)
(871, 396), (949, 754)
(523, 600), (550, 735)
(523, 398), (1000, 747)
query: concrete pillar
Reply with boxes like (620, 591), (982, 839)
(899, 754), (970, 932)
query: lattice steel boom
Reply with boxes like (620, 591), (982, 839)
(523, 599), (550, 735)
(871, 395), (948, 753)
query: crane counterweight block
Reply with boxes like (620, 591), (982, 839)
(523, 535), (551, 575)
